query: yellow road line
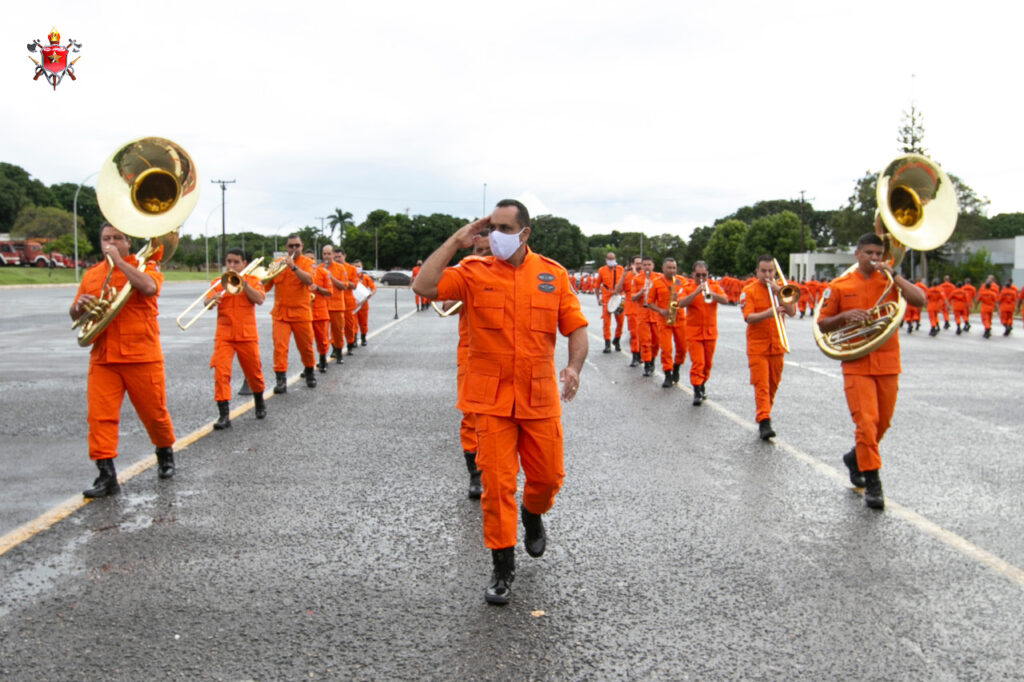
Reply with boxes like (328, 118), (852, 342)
(0, 308), (417, 558)
(585, 330), (1024, 589)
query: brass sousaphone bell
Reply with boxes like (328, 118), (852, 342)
(73, 137), (198, 345)
(812, 153), (958, 360)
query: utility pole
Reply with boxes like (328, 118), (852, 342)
(314, 216), (328, 255)
(210, 179), (236, 265)
(482, 183), (487, 217)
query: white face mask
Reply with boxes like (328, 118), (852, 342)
(355, 267), (362, 274)
(606, 259), (616, 268)
(489, 228), (525, 261)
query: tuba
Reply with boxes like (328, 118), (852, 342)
(813, 153), (958, 360)
(73, 137), (198, 346)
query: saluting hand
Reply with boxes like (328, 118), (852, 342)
(560, 366), (580, 402)
(452, 217), (491, 249)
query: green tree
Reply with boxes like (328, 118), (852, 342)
(735, 211), (807, 274)
(702, 219), (747, 275)
(986, 213), (1024, 238)
(681, 225), (713, 272)
(50, 182), (103, 252)
(328, 208), (354, 244)
(898, 103), (926, 155)
(12, 205), (76, 238)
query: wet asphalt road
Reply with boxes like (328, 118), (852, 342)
(0, 282), (1023, 680)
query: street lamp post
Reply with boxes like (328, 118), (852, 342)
(210, 179), (236, 266)
(204, 203), (222, 277)
(72, 171), (98, 282)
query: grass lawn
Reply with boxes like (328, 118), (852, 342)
(0, 267), (213, 286)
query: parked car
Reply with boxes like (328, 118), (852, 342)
(379, 270), (412, 286)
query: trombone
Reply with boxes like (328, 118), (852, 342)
(768, 258), (800, 353)
(431, 300), (463, 317)
(176, 257), (263, 330)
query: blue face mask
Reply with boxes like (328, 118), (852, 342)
(489, 228), (525, 261)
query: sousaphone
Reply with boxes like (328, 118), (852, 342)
(812, 154), (958, 360)
(72, 137), (198, 345)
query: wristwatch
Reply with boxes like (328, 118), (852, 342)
(290, 265), (297, 272)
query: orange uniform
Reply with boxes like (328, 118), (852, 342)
(456, 303), (476, 454)
(265, 254), (315, 372)
(209, 273), (266, 402)
(904, 282), (925, 329)
(939, 280), (956, 325)
(311, 264), (333, 355)
(949, 287), (970, 328)
(323, 260), (348, 357)
(435, 248), (588, 550)
(977, 283), (999, 333)
(630, 272), (661, 364)
(998, 284), (1019, 327)
(76, 256), (175, 461)
(355, 271), (376, 335)
(651, 274), (688, 373)
(925, 285), (947, 331)
(412, 264), (425, 310)
(962, 282), (977, 327)
(340, 262), (359, 348)
(681, 278), (724, 387)
(596, 263), (625, 343)
(819, 269), (901, 473)
(621, 268), (642, 354)
(740, 280), (787, 423)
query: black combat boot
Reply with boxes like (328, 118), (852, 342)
(984, 327), (992, 338)
(914, 321), (920, 330)
(906, 321), (913, 334)
(642, 361), (653, 377)
(944, 320), (950, 330)
(464, 451), (482, 499)
(692, 384), (703, 406)
(661, 371), (674, 388)
(304, 367), (317, 388)
(213, 400), (231, 430)
(484, 547), (516, 605)
(602, 339), (611, 354)
(155, 446), (175, 479)
(274, 371), (288, 394)
(863, 469), (884, 510)
(83, 458), (119, 498)
(521, 505), (547, 558)
(361, 333), (367, 347)
(758, 418), (776, 440)
(629, 352), (640, 367)
(253, 391), (267, 419)
(672, 364), (680, 384)
(1004, 325), (1012, 337)
(613, 336), (621, 352)
(318, 354), (328, 373)
(333, 346), (344, 364)
(842, 447), (866, 488)
(964, 321), (971, 332)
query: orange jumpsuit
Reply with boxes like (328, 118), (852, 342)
(819, 269), (901, 472)
(435, 247), (588, 550)
(977, 284), (998, 331)
(948, 288), (969, 327)
(630, 272), (661, 363)
(904, 282), (925, 326)
(682, 279), (723, 386)
(412, 265), (425, 309)
(596, 264), (625, 341)
(209, 273), (266, 402)
(999, 285), (1019, 327)
(456, 303), (476, 453)
(265, 254), (315, 371)
(939, 281), (955, 324)
(341, 262), (359, 346)
(76, 256), (175, 461)
(961, 283), (977, 325)
(651, 274), (688, 372)
(311, 264), (333, 355)
(324, 260), (348, 352)
(740, 280), (786, 423)
(621, 269), (641, 353)
(925, 286), (946, 330)
(356, 272), (376, 334)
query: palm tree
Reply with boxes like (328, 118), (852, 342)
(328, 208), (354, 245)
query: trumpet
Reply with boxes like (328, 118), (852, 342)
(768, 258), (800, 353)
(701, 280), (714, 304)
(176, 257), (263, 331)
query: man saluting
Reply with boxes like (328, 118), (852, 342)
(413, 199), (588, 605)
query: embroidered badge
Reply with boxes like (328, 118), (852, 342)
(537, 272), (555, 282)
(537, 283), (555, 293)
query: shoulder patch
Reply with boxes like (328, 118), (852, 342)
(822, 288), (831, 300)
(537, 254), (567, 272)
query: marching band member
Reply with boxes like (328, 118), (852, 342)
(264, 234), (316, 392)
(622, 255), (643, 367)
(320, 246), (349, 364)
(949, 282), (970, 335)
(960, 277), (977, 332)
(817, 233), (926, 510)
(677, 260), (728, 405)
(412, 259), (426, 311)
(70, 224), (176, 496)
(924, 278), (947, 336)
(647, 258), (688, 388)
(938, 275), (956, 330)
(998, 279), (1019, 336)
(596, 251), (624, 353)
(352, 259), (376, 346)
(904, 278), (924, 333)
(413, 199), (588, 606)
(740, 255), (795, 440)
(311, 246), (335, 373)
(630, 256), (660, 377)
(977, 275), (999, 338)
(207, 248), (267, 430)
(333, 249), (360, 355)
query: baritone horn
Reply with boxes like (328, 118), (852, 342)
(73, 137), (198, 346)
(176, 257), (264, 331)
(250, 257), (288, 284)
(813, 153), (958, 360)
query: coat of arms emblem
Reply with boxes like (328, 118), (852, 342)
(28, 27), (81, 91)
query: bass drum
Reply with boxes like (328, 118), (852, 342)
(605, 294), (623, 315)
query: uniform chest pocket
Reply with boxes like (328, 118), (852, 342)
(475, 292), (505, 329)
(530, 294), (558, 332)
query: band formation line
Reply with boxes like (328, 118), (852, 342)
(64, 141), (1019, 606)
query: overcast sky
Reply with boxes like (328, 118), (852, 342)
(3, 1), (1021, 242)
